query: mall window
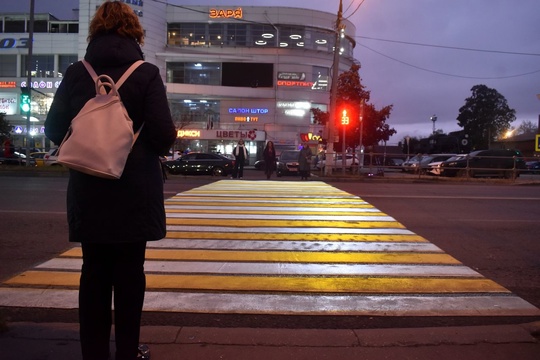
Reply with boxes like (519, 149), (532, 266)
(58, 55), (78, 76)
(222, 62), (273, 88)
(0, 55), (17, 76)
(209, 24), (224, 46)
(168, 23), (206, 46)
(251, 25), (276, 47)
(169, 99), (220, 129)
(166, 62), (221, 85)
(21, 55), (55, 78)
(225, 24), (247, 46)
(50, 22), (79, 33)
(4, 18), (25, 33)
(279, 26), (305, 48)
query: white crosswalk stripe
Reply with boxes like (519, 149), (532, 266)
(1, 180), (539, 317)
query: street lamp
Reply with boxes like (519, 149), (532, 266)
(430, 114), (437, 135)
(358, 100), (364, 174)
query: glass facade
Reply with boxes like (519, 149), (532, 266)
(167, 22), (354, 57)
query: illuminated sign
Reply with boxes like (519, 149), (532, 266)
(277, 101), (310, 109)
(536, 134), (540, 152)
(234, 116), (258, 122)
(0, 81), (17, 88)
(209, 8), (243, 19)
(277, 72), (306, 81)
(0, 93), (18, 115)
(0, 37), (29, 49)
(300, 133), (323, 142)
(177, 130), (201, 138)
(216, 130), (257, 140)
(21, 80), (62, 90)
(228, 107), (269, 114)
(277, 80), (315, 87)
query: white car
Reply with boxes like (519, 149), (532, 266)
(43, 148), (61, 166)
(317, 154), (358, 171)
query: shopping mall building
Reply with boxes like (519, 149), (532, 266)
(1, 0), (357, 163)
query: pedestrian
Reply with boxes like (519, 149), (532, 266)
(263, 141), (276, 179)
(44, 1), (177, 359)
(298, 142), (312, 180)
(232, 139), (248, 179)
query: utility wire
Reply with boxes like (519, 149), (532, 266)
(358, 35), (540, 57)
(358, 43), (540, 79)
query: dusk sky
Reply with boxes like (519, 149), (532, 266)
(7, 0), (540, 144)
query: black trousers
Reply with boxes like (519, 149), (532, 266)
(233, 159), (245, 178)
(79, 242), (147, 360)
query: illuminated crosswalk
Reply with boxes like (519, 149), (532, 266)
(1, 180), (539, 316)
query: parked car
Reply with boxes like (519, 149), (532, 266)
(163, 152), (234, 176)
(316, 154), (358, 171)
(43, 148), (61, 166)
(30, 151), (48, 166)
(401, 154), (424, 173)
(428, 155), (466, 176)
(525, 160), (540, 174)
(440, 149), (526, 178)
(276, 150), (300, 177)
(0, 151), (37, 166)
(254, 159), (265, 170)
(416, 154), (456, 174)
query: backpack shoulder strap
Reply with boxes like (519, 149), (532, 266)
(116, 60), (145, 89)
(81, 60), (99, 83)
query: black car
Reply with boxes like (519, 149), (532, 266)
(163, 152), (234, 176)
(440, 149), (525, 178)
(0, 151), (37, 166)
(525, 160), (540, 175)
(276, 150), (300, 177)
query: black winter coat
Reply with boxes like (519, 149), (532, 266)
(45, 33), (177, 244)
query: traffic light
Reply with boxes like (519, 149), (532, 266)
(340, 109), (349, 125)
(20, 87), (31, 114)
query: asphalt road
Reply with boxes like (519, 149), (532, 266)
(1, 171), (539, 328)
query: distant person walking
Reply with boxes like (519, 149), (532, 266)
(232, 139), (248, 179)
(44, 1), (177, 359)
(298, 142), (312, 180)
(263, 141), (276, 179)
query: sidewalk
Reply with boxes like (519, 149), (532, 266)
(1, 321), (540, 360)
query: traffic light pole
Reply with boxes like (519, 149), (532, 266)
(25, 0), (35, 166)
(325, 0), (343, 176)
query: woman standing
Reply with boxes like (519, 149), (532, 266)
(298, 142), (313, 180)
(232, 139), (248, 179)
(44, 2), (177, 359)
(263, 141), (276, 179)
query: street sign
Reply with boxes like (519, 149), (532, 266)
(536, 134), (540, 152)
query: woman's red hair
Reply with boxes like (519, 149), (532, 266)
(88, 1), (144, 45)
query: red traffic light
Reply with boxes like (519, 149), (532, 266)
(340, 109), (349, 125)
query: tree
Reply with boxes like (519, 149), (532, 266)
(0, 112), (12, 143)
(456, 84), (516, 149)
(516, 120), (538, 135)
(311, 63), (395, 148)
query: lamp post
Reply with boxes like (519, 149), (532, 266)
(25, 0), (35, 166)
(358, 100), (364, 174)
(430, 114), (437, 135)
(325, 0), (343, 175)
(341, 109), (349, 173)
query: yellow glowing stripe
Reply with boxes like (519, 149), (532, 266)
(165, 201), (375, 209)
(165, 209), (384, 216)
(60, 248), (459, 264)
(165, 232), (428, 242)
(167, 195), (366, 205)
(4, 271), (509, 294)
(165, 218), (404, 229)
